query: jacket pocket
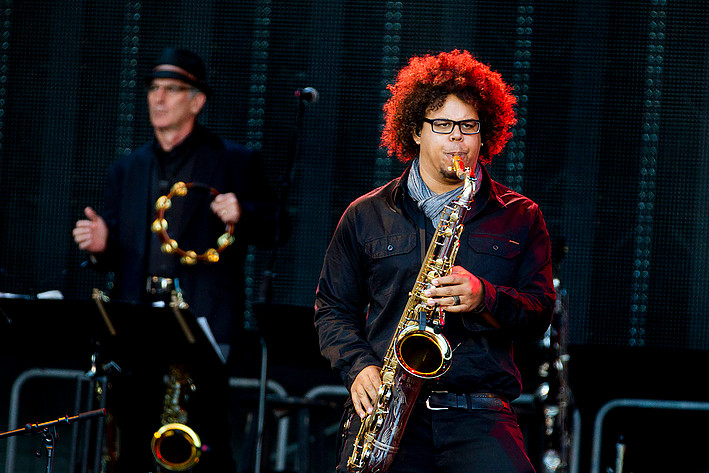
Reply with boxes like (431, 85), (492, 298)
(467, 235), (521, 259)
(363, 233), (417, 259)
(466, 235), (521, 284)
(363, 233), (418, 298)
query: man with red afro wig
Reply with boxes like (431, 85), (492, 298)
(315, 50), (555, 473)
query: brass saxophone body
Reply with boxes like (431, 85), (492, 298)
(347, 156), (478, 473)
(151, 364), (202, 471)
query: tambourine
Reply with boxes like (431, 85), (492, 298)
(151, 181), (235, 265)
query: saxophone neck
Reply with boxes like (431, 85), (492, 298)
(452, 155), (468, 180)
(464, 171), (478, 198)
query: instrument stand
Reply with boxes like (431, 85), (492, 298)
(0, 409), (106, 473)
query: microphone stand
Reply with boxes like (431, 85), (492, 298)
(258, 91), (308, 303)
(254, 89), (314, 473)
(0, 408), (106, 473)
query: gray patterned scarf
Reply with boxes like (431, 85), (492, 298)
(407, 157), (482, 226)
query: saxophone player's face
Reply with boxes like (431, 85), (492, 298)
(414, 94), (482, 194)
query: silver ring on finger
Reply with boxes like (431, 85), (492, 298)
(453, 295), (461, 306)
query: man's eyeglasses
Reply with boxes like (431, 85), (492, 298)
(148, 84), (196, 94)
(422, 118), (482, 135)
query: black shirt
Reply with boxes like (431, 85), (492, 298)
(147, 127), (201, 278)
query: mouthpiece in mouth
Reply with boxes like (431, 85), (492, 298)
(449, 155), (467, 180)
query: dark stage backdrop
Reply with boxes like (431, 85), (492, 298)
(1, 2), (709, 359)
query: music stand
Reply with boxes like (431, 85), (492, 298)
(1, 292), (227, 472)
(0, 297), (113, 357)
(91, 290), (225, 368)
(0, 291), (224, 374)
(93, 291), (233, 472)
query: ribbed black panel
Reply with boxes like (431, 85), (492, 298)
(0, 0), (708, 352)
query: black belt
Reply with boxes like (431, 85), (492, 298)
(424, 392), (510, 411)
(146, 276), (176, 295)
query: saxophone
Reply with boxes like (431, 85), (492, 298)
(347, 156), (478, 473)
(151, 364), (203, 471)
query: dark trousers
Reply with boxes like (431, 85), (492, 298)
(337, 401), (534, 473)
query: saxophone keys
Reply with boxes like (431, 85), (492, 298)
(437, 308), (446, 327)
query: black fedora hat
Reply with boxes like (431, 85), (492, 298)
(145, 47), (212, 97)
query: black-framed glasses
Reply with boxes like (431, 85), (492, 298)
(422, 118), (482, 135)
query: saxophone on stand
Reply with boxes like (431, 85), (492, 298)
(347, 156), (477, 473)
(151, 364), (203, 471)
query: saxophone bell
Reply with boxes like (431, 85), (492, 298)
(152, 423), (202, 471)
(395, 325), (452, 378)
(152, 365), (202, 471)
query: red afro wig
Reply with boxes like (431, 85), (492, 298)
(381, 50), (517, 164)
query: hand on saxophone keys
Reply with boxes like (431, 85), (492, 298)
(422, 265), (484, 313)
(350, 365), (382, 418)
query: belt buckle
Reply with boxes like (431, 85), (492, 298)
(425, 390), (449, 411)
(147, 276), (174, 295)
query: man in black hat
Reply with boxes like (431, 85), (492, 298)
(73, 47), (279, 472)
